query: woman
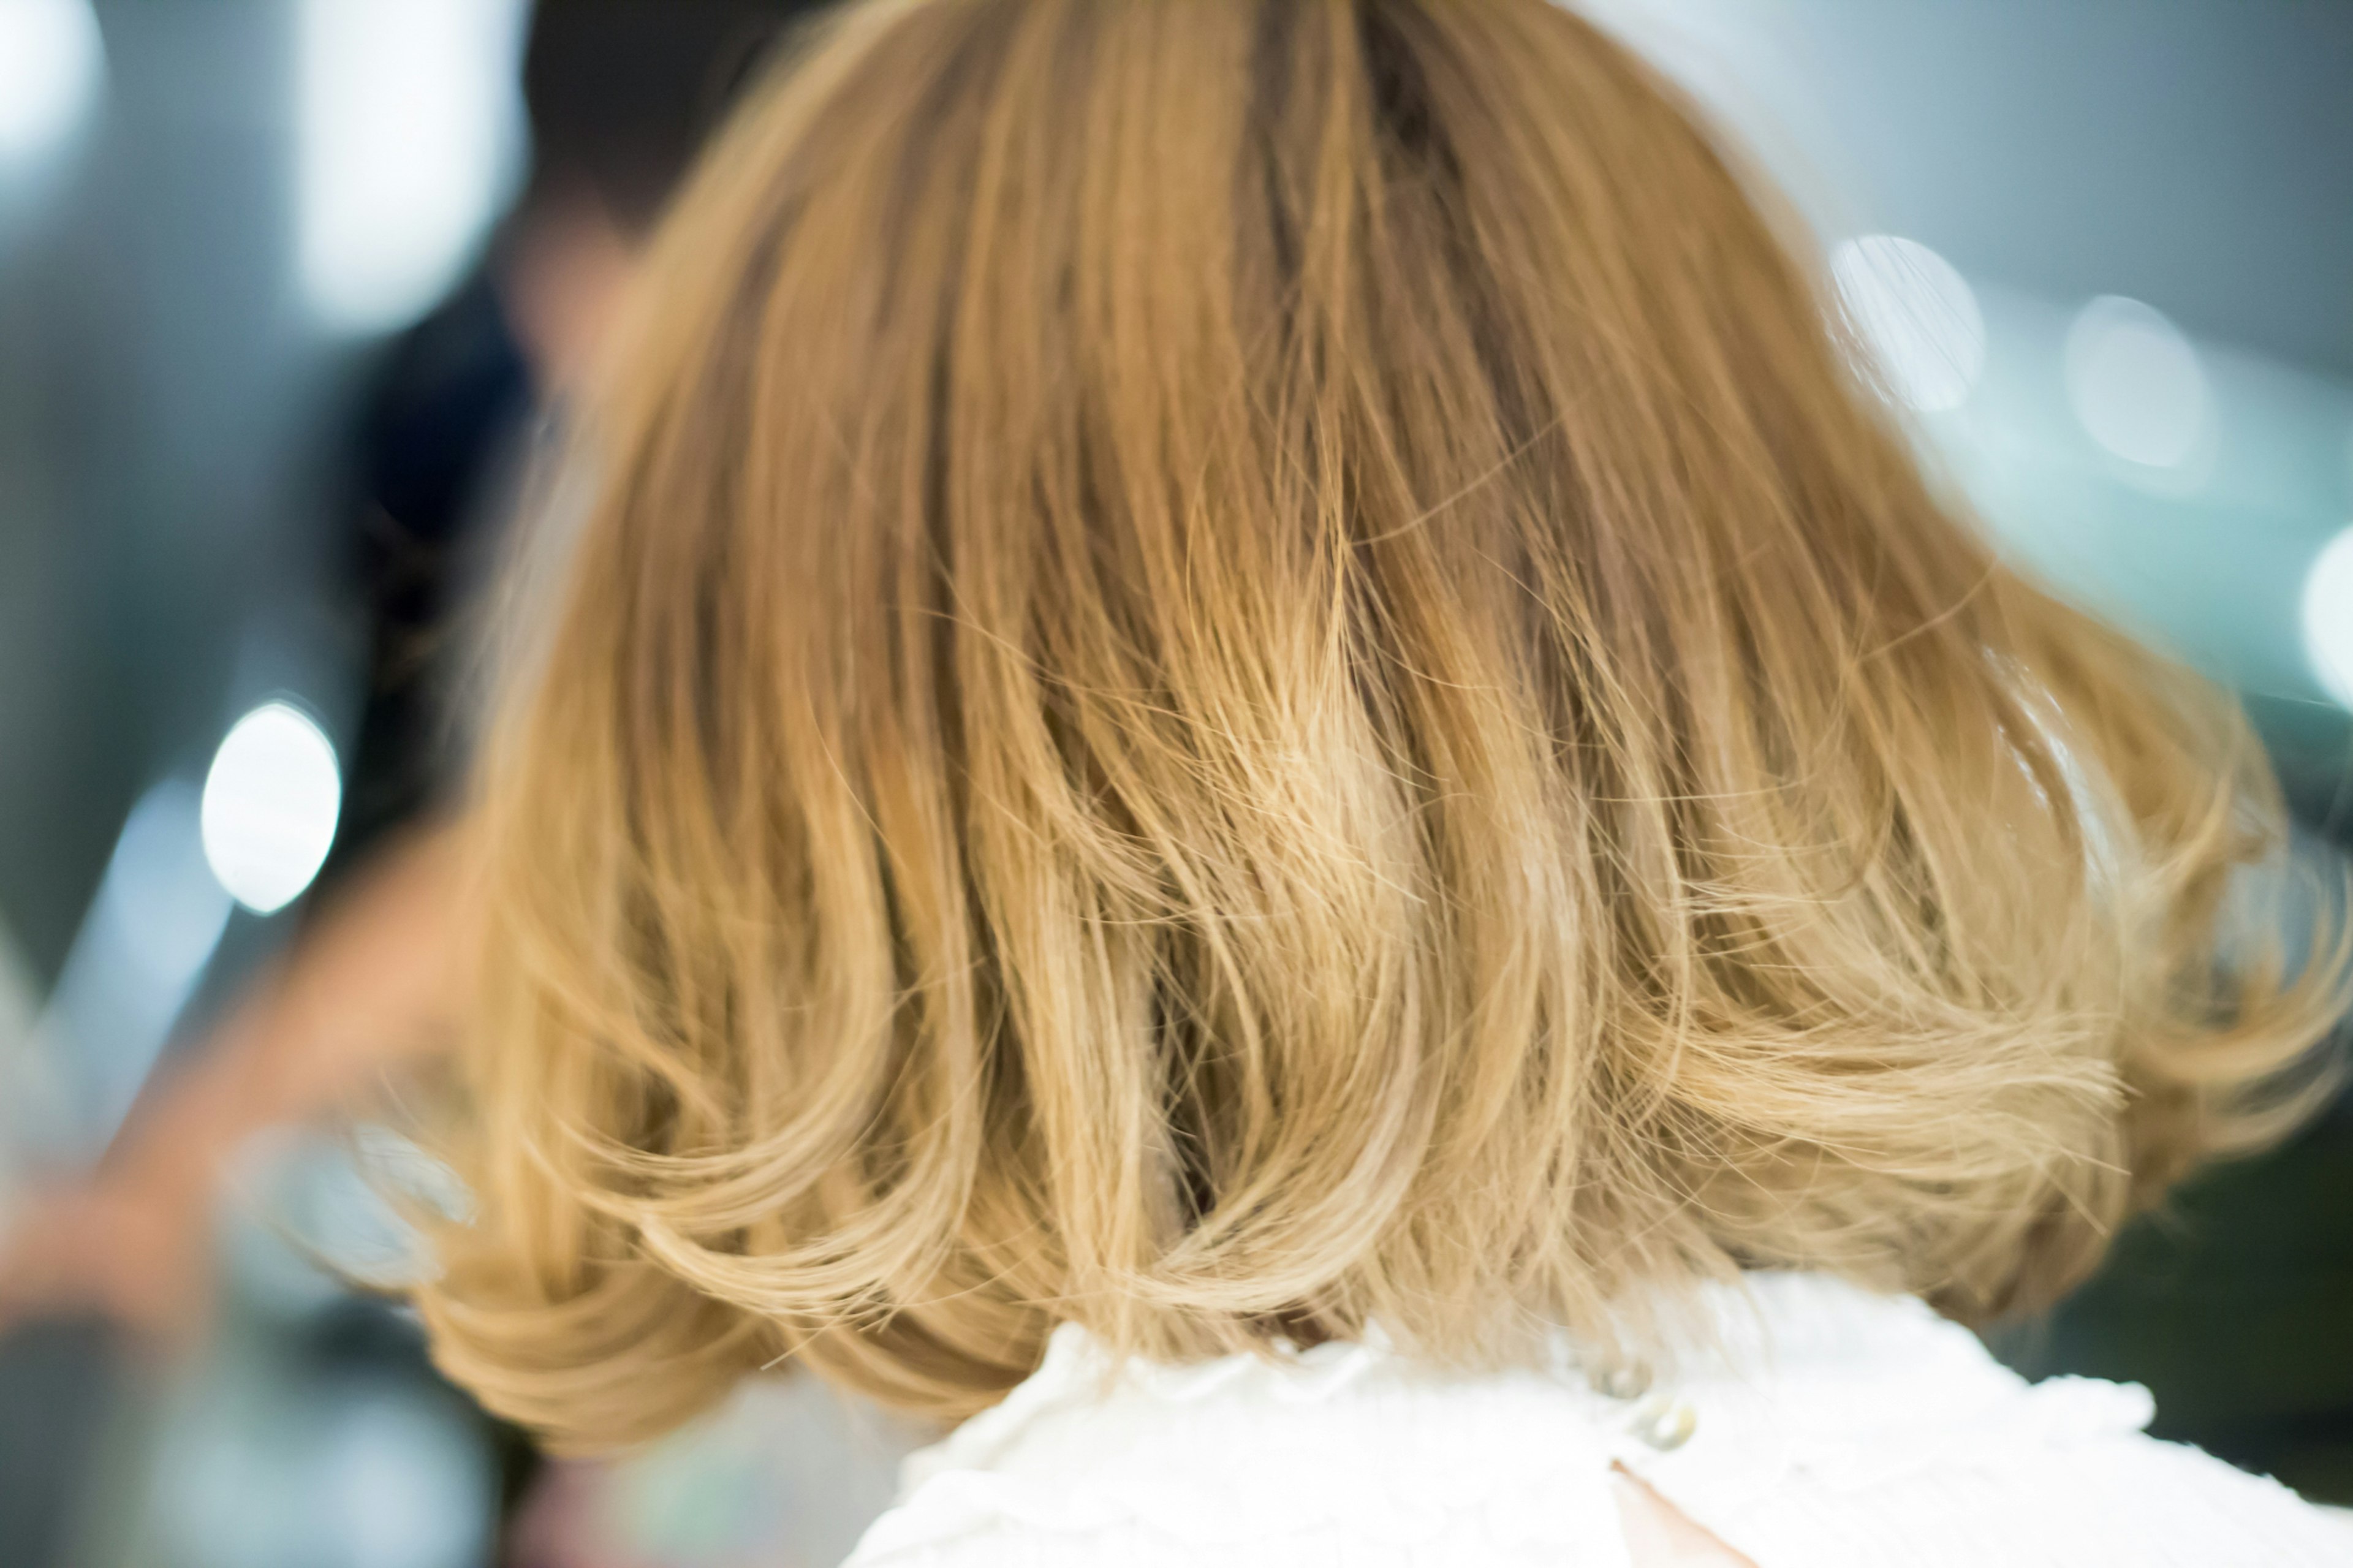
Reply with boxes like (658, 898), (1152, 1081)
(417, 1), (2352, 1561)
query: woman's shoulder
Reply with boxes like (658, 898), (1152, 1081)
(841, 1277), (2353, 1567)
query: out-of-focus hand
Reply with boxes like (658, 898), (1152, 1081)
(0, 1152), (219, 1350)
(0, 1010), (282, 1347)
(0, 822), (472, 1347)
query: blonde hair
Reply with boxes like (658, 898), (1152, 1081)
(418, 0), (2346, 1448)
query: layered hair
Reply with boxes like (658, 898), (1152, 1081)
(417, 0), (2345, 1447)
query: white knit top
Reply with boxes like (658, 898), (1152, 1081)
(841, 1273), (2352, 1567)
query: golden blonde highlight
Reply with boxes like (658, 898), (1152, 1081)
(417, 0), (2347, 1449)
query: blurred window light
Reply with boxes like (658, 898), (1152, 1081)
(17, 779), (231, 1159)
(0, 0), (102, 173)
(297, 0), (528, 335)
(2065, 295), (2210, 468)
(1830, 234), (1985, 414)
(201, 701), (343, 914)
(105, 778), (234, 988)
(2302, 525), (2353, 710)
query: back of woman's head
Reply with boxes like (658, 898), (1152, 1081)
(419, 0), (2346, 1447)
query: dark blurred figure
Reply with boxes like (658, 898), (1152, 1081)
(340, 0), (816, 871)
(0, 5), (834, 1564)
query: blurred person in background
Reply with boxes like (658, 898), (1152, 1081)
(0, 0), (819, 1356)
(0, 3), (895, 1565)
(389, 1), (2349, 1563)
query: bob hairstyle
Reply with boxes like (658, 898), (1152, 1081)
(419, 0), (2346, 1447)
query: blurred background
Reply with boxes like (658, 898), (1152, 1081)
(0, 1), (2346, 1565)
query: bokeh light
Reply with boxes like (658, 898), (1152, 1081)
(2065, 295), (2210, 468)
(1830, 234), (1986, 414)
(200, 702), (342, 914)
(2302, 525), (2353, 709)
(297, 0), (527, 334)
(0, 0), (103, 173)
